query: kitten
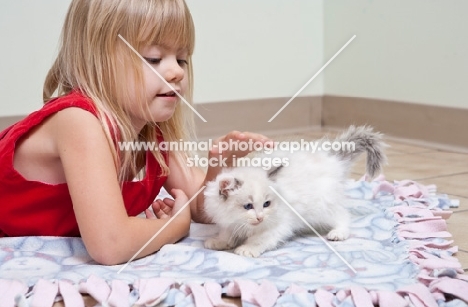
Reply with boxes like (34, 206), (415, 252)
(203, 125), (387, 257)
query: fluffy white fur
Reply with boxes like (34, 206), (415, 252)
(203, 125), (386, 257)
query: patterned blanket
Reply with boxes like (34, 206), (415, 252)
(1, 176), (467, 307)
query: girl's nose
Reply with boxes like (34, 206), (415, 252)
(163, 60), (185, 83)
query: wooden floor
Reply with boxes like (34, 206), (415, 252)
(301, 128), (468, 271)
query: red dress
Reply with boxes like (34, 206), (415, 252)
(0, 91), (168, 237)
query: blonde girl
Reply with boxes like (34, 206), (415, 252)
(0, 0), (269, 265)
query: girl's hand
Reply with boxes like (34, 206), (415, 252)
(169, 188), (189, 214)
(145, 189), (188, 219)
(145, 198), (173, 219)
(210, 131), (273, 167)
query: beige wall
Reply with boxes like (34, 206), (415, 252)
(187, 0), (323, 104)
(324, 0), (468, 109)
(0, 0), (322, 116)
(1, 1), (466, 118)
(0, 0), (71, 116)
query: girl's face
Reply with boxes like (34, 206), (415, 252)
(126, 44), (189, 131)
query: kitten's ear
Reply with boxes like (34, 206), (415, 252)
(267, 164), (284, 181)
(219, 176), (243, 199)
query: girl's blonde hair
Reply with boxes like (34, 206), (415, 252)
(44, 0), (196, 181)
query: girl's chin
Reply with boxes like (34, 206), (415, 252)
(150, 109), (177, 123)
(130, 112), (174, 129)
(147, 101), (178, 122)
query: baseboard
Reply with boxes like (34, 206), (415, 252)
(194, 96), (322, 139)
(0, 96), (322, 139)
(0, 115), (24, 131)
(322, 95), (468, 151)
(2, 96), (467, 151)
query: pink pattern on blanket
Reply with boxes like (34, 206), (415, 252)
(373, 178), (437, 201)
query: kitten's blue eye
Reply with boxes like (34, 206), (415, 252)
(243, 203), (253, 210)
(263, 201), (271, 208)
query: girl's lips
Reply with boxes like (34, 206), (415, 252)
(156, 90), (180, 103)
(156, 93), (178, 103)
(157, 90), (179, 97)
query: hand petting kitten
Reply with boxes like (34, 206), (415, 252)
(210, 130), (274, 166)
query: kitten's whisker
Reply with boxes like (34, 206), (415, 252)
(268, 186), (357, 275)
(230, 223), (246, 242)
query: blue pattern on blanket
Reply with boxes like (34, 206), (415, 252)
(0, 180), (455, 292)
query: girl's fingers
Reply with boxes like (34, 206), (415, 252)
(145, 209), (155, 219)
(154, 199), (171, 215)
(151, 200), (161, 212)
(154, 209), (169, 219)
(226, 131), (270, 143)
(159, 202), (173, 216)
(215, 131), (272, 151)
(162, 197), (175, 209)
(151, 200), (170, 219)
(209, 130), (274, 165)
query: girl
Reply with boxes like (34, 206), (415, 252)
(0, 0), (269, 265)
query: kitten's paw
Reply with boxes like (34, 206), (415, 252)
(234, 245), (262, 257)
(327, 228), (349, 241)
(204, 238), (230, 251)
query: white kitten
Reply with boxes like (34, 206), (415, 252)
(203, 126), (386, 257)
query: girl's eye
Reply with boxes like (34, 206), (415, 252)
(243, 203), (253, 210)
(143, 57), (161, 65)
(177, 59), (188, 66)
(263, 201), (271, 208)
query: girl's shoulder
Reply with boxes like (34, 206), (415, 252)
(0, 90), (106, 186)
(43, 90), (97, 118)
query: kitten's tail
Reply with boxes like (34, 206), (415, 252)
(330, 125), (387, 178)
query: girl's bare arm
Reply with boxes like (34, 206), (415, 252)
(53, 108), (191, 265)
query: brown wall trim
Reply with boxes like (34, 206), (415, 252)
(322, 95), (468, 150)
(194, 96), (322, 139)
(0, 97), (322, 138)
(0, 116), (25, 131)
(2, 96), (466, 151)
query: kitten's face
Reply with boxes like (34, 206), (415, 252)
(225, 186), (273, 227)
(204, 168), (278, 228)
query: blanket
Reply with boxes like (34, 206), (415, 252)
(1, 176), (467, 307)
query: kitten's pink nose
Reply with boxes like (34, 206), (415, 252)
(257, 216), (263, 222)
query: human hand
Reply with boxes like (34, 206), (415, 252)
(145, 189), (189, 220)
(145, 198), (173, 220)
(210, 131), (273, 167)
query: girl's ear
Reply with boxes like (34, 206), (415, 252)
(219, 176), (243, 199)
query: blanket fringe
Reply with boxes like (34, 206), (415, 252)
(2, 276), (467, 307)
